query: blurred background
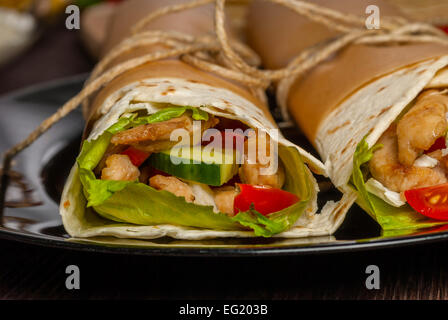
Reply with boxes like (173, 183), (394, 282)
(0, 0), (120, 94)
(0, 0), (254, 95)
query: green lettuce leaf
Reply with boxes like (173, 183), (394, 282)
(351, 138), (448, 231)
(79, 169), (131, 207)
(76, 107), (312, 236)
(93, 181), (240, 230)
(105, 106), (208, 135)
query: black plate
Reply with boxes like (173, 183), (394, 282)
(1, 75), (448, 256)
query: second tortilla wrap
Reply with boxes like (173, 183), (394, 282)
(247, 0), (448, 230)
(60, 0), (353, 241)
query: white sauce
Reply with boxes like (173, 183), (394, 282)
(365, 178), (406, 207)
(414, 154), (438, 168)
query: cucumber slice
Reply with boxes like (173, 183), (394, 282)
(149, 146), (240, 186)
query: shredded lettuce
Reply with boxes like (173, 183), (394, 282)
(351, 138), (448, 231)
(76, 106), (312, 237)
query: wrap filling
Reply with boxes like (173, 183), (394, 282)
(351, 89), (448, 230)
(77, 105), (313, 237)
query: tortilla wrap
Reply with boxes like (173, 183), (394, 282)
(60, 0), (352, 240)
(247, 0), (448, 230)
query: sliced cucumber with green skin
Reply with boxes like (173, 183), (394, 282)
(149, 146), (240, 186)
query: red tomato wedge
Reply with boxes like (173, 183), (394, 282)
(233, 184), (299, 216)
(439, 26), (448, 34)
(121, 147), (150, 167)
(424, 137), (446, 154)
(404, 183), (448, 220)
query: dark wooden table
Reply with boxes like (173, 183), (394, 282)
(1, 23), (448, 300)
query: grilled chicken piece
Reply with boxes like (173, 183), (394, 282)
(213, 186), (237, 215)
(110, 114), (219, 153)
(111, 114), (193, 145)
(239, 130), (285, 189)
(370, 125), (447, 192)
(397, 90), (448, 166)
(101, 154), (140, 181)
(149, 174), (194, 203)
(94, 144), (127, 175)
